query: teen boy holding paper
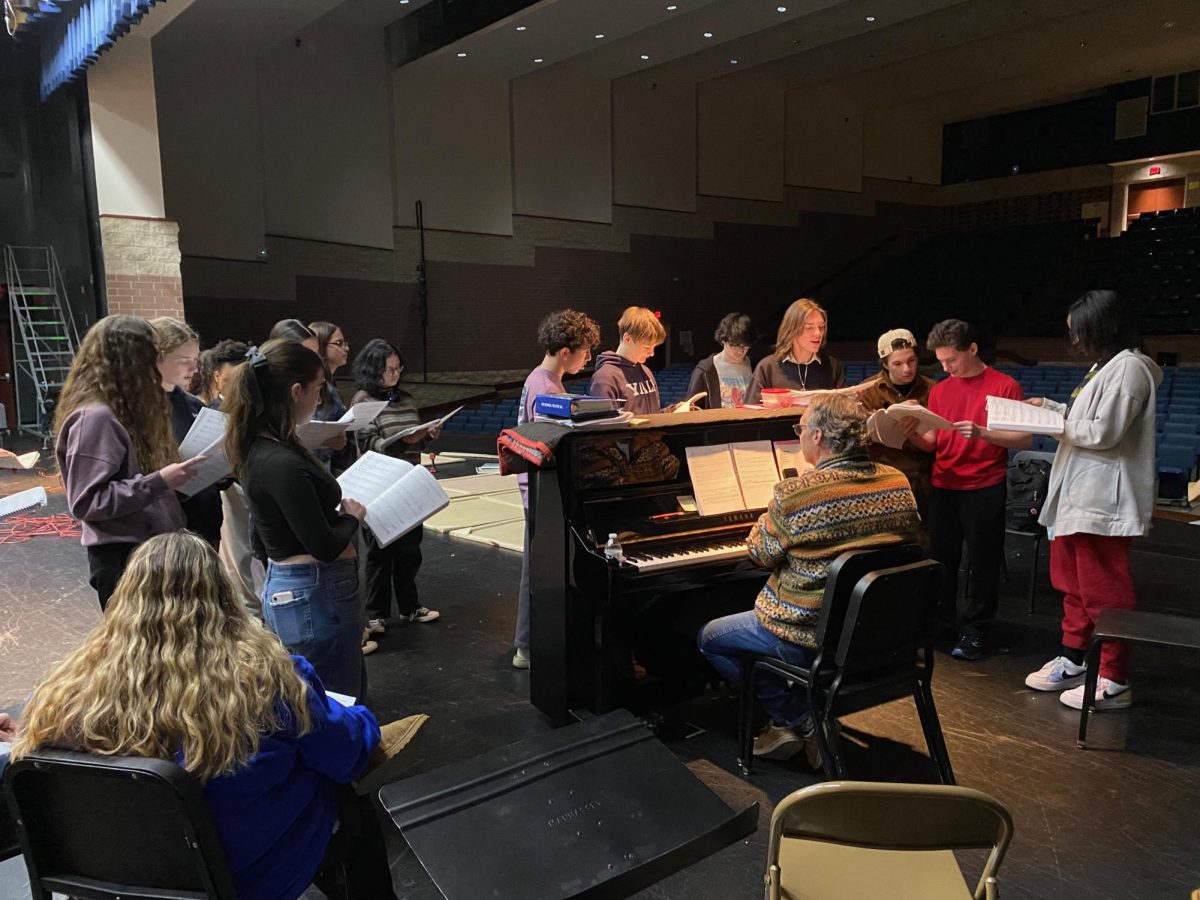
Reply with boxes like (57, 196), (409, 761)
(589, 306), (668, 415)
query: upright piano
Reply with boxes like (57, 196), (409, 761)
(527, 406), (803, 723)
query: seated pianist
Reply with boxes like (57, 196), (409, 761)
(698, 394), (921, 766)
(11, 532), (405, 900)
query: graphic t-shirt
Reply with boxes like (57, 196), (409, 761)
(927, 366), (1024, 490)
(712, 352), (752, 407)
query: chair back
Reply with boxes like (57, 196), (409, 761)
(767, 781), (1013, 900)
(812, 544), (924, 657)
(4, 748), (238, 899)
(834, 559), (944, 673)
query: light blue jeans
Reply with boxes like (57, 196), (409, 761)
(262, 558), (365, 698)
(698, 610), (815, 728)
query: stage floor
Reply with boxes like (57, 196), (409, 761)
(1, 456), (1198, 899)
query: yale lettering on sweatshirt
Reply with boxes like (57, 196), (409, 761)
(625, 380), (658, 397)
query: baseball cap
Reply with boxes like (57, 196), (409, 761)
(877, 328), (917, 360)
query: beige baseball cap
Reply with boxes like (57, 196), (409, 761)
(877, 328), (917, 360)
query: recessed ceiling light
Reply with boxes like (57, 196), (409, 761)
(730, 58), (739, 65)
(866, 15), (876, 22)
(1163, 21), (1175, 28)
(533, 57), (544, 63)
(776, 5), (787, 10)
(399, 0), (409, 4)
(702, 31), (713, 38)
(516, 25), (526, 31)
(456, 51), (467, 57)
(640, 54), (650, 60)
(594, 33), (605, 39)
(666, 4), (677, 9)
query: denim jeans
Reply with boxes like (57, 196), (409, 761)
(698, 610), (815, 728)
(262, 558), (365, 698)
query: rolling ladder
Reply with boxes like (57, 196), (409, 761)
(4, 245), (80, 440)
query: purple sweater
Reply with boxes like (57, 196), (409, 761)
(56, 404), (185, 547)
(516, 368), (564, 507)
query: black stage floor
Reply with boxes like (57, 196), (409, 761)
(1, 458), (1198, 899)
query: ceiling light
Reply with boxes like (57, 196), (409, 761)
(703, 31), (713, 38)
(456, 51), (467, 57)
(1163, 21), (1174, 28)
(400, 0), (409, 4)
(516, 25), (526, 31)
(533, 57), (544, 63)
(730, 58), (739, 65)
(640, 54), (650, 60)
(666, 4), (677, 9)
(776, 5), (787, 10)
(866, 15), (876, 22)
(594, 33), (605, 39)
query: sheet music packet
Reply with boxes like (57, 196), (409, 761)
(176, 408), (232, 497)
(685, 440), (810, 516)
(380, 406), (464, 449)
(336, 451), (450, 547)
(0, 486), (48, 519)
(985, 396), (1064, 435)
(866, 403), (954, 450)
(671, 392), (709, 413)
(296, 400), (389, 450)
(0, 451), (39, 470)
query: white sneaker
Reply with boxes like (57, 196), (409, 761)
(512, 647), (530, 670)
(366, 618), (387, 635)
(1060, 677), (1132, 711)
(408, 607), (440, 624)
(1025, 656), (1086, 692)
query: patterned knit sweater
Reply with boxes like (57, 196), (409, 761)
(749, 452), (921, 648)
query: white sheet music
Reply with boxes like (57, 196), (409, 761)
(0, 486), (48, 519)
(296, 400), (389, 449)
(381, 405), (465, 448)
(684, 445), (746, 516)
(336, 451), (450, 547)
(772, 440), (813, 476)
(867, 410), (907, 450)
(0, 451), (39, 470)
(730, 441), (781, 510)
(178, 408), (227, 459)
(884, 402), (952, 433)
(985, 395), (1064, 434)
(337, 451), (412, 504)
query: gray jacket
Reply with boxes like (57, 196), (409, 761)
(1039, 350), (1162, 539)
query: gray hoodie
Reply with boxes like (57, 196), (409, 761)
(588, 350), (662, 415)
(1039, 350), (1162, 539)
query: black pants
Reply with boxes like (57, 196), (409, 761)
(311, 785), (397, 899)
(364, 526), (423, 621)
(927, 482), (1006, 638)
(86, 543), (136, 610)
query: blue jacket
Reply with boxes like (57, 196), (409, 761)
(200, 657), (380, 900)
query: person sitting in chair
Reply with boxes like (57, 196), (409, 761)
(11, 531), (419, 900)
(698, 394), (921, 765)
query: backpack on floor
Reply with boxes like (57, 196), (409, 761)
(1006, 456), (1052, 531)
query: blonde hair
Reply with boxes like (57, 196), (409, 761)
(12, 532), (313, 781)
(618, 306), (666, 345)
(54, 315), (180, 474)
(775, 298), (828, 359)
(149, 317), (200, 355)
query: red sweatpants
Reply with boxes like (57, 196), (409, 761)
(1050, 531), (1136, 682)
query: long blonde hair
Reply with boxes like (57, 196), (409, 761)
(12, 532), (313, 781)
(149, 316), (199, 355)
(53, 315), (179, 473)
(775, 298), (828, 359)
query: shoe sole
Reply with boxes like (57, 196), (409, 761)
(1025, 673), (1086, 692)
(512, 655), (530, 670)
(1061, 692), (1132, 711)
(753, 739), (805, 760)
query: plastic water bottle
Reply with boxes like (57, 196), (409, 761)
(604, 533), (624, 564)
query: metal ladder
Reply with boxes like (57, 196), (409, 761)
(4, 245), (80, 439)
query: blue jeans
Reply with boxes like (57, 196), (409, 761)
(263, 558), (364, 698)
(698, 610), (815, 728)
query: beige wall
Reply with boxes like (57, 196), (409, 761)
(698, 77), (784, 201)
(88, 36), (166, 219)
(512, 65), (612, 223)
(612, 74), (697, 212)
(785, 86), (863, 193)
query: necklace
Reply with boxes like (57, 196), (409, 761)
(795, 359), (812, 391)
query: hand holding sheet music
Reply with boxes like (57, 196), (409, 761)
(336, 451), (451, 546)
(380, 406), (463, 449)
(176, 408), (233, 497)
(985, 395), (1064, 434)
(296, 400), (389, 450)
(671, 392), (708, 414)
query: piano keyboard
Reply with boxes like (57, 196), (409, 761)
(624, 539), (748, 572)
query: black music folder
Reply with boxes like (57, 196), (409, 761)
(379, 709), (758, 899)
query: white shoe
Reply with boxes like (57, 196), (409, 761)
(366, 618), (387, 635)
(361, 638), (379, 656)
(1025, 656), (1086, 692)
(512, 647), (530, 670)
(1060, 677), (1132, 711)
(408, 607), (440, 624)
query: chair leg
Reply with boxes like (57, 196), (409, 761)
(914, 682), (956, 785)
(737, 660), (759, 776)
(1077, 638), (1104, 749)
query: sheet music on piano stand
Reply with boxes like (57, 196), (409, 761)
(685, 440), (805, 516)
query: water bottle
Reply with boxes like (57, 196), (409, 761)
(604, 533), (624, 564)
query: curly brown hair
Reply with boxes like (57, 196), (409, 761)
(537, 309), (600, 354)
(54, 316), (180, 473)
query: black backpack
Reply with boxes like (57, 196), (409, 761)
(1006, 456), (1053, 531)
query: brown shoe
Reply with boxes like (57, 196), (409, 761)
(355, 714), (429, 797)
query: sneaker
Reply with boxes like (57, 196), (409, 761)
(951, 634), (984, 661)
(1025, 656), (1086, 692)
(1060, 677), (1132, 711)
(512, 647), (530, 670)
(361, 638), (379, 656)
(753, 723), (805, 760)
(366, 618), (387, 635)
(407, 607), (440, 624)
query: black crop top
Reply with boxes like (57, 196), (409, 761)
(242, 438), (359, 562)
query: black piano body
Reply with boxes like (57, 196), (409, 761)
(528, 406), (804, 723)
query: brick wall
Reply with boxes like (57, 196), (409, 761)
(100, 215), (185, 318)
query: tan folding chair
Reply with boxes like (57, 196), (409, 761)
(765, 781), (1013, 900)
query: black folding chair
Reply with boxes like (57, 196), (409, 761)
(5, 748), (238, 899)
(738, 552), (952, 784)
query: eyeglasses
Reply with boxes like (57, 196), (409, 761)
(330, 339), (350, 349)
(384, 366), (403, 376)
(793, 422), (808, 436)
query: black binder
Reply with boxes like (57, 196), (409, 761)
(380, 709), (758, 899)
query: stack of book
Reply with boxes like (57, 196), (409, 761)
(533, 394), (627, 422)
